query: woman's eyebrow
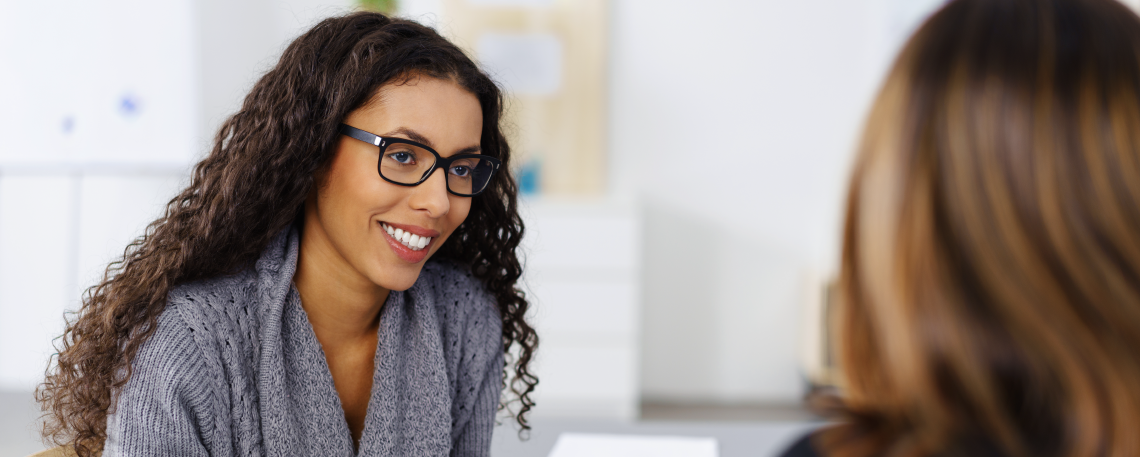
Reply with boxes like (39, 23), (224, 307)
(381, 127), (433, 146)
(453, 145), (482, 156)
(382, 127), (482, 155)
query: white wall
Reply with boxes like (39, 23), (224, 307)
(610, 0), (946, 403)
(0, 0), (198, 167)
(195, 0), (356, 145)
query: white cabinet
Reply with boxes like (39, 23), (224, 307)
(518, 197), (642, 420)
(0, 174), (185, 390)
(0, 177), (76, 390)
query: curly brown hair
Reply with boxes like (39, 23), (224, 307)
(36, 12), (537, 456)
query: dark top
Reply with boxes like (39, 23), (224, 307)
(778, 433), (821, 457)
(777, 430), (1014, 457)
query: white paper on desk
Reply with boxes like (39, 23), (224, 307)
(547, 433), (719, 457)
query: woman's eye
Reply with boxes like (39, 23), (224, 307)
(387, 151), (415, 165)
(449, 165), (471, 178)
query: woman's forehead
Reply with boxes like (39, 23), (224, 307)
(349, 77), (483, 150)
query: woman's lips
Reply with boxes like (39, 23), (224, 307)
(379, 221), (438, 263)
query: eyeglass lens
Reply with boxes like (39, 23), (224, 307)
(380, 142), (496, 195)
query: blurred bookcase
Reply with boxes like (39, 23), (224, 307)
(435, 0), (609, 196)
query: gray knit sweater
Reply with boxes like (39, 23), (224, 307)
(104, 228), (504, 456)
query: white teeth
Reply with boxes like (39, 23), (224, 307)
(382, 223), (433, 251)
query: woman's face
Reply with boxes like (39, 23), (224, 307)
(306, 76), (483, 292)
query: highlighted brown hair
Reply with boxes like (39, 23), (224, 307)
(828, 0), (1140, 455)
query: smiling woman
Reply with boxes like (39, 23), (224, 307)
(35, 13), (536, 457)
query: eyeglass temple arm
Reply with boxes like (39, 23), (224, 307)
(339, 124), (384, 147)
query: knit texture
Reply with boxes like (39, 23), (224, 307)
(104, 228), (504, 457)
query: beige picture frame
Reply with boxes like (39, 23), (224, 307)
(439, 0), (609, 195)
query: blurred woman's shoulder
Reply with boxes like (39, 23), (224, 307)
(778, 432), (822, 457)
(777, 429), (1012, 457)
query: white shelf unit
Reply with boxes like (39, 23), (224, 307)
(517, 197), (642, 420)
(0, 167), (189, 390)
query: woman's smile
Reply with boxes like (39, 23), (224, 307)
(378, 221), (440, 263)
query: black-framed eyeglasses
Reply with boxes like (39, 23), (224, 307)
(339, 123), (501, 197)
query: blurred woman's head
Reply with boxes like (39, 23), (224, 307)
(39, 13), (537, 455)
(833, 0), (1140, 455)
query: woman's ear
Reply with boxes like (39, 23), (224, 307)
(304, 163), (330, 217)
(310, 148), (337, 193)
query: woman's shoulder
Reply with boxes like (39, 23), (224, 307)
(169, 268), (258, 303)
(778, 432), (823, 457)
(419, 259), (502, 338)
(136, 302), (210, 369)
(421, 259), (484, 291)
(110, 289), (230, 455)
(421, 260), (497, 310)
(119, 271), (260, 385)
(163, 269), (263, 362)
(776, 428), (1012, 457)
(121, 296), (222, 406)
(167, 269), (260, 325)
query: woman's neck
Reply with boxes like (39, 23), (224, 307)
(293, 218), (386, 448)
(293, 221), (390, 346)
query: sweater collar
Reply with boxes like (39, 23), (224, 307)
(253, 227), (452, 456)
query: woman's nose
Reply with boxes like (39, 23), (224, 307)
(408, 168), (450, 218)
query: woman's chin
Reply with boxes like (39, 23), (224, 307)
(369, 265), (425, 293)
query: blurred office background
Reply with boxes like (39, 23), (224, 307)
(4, 0), (1140, 456)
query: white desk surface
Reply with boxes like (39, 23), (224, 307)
(491, 418), (821, 457)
